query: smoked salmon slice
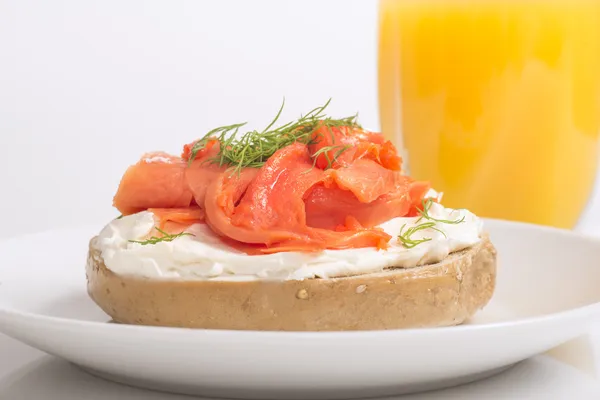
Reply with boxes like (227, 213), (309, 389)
(112, 110), (430, 254)
(184, 140), (228, 209)
(149, 207), (205, 230)
(307, 125), (402, 171)
(303, 177), (424, 230)
(113, 152), (193, 216)
(203, 142), (392, 252)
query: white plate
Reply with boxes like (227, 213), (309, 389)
(0, 220), (599, 399)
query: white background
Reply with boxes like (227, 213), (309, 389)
(1, 0), (600, 238)
(0, 0), (380, 238)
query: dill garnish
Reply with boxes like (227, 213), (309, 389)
(128, 227), (194, 246)
(302, 144), (352, 173)
(397, 222), (447, 249)
(415, 198), (465, 225)
(187, 122), (248, 167)
(397, 198), (465, 249)
(187, 99), (361, 174)
(116, 214), (124, 220)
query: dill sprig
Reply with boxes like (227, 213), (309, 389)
(187, 122), (247, 166)
(415, 198), (465, 225)
(187, 99), (361, 174)
(303, 144), (351, 173)
(397, 198), (466, 249)
(128, 227), (194, 246)
(397, 222), (447, 249)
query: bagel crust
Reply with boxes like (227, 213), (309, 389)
(86, 236), (497, 331)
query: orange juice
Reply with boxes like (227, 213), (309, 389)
(378, 0), (600, 228)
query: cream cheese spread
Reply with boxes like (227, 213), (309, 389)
(94, 200), (483, 281)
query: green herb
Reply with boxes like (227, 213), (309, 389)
(187, 98), (361, 174)
(302, 144), (351, 173)
(397, 222), (447, 249)
(397, 198), (466, 249)
(116, 214), (124, 220)
(415, 198), (465, 225)
(128, 227), (194, 246)
(187, 122), (248, 166)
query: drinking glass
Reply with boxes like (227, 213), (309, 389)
(378, 0), (600, 228)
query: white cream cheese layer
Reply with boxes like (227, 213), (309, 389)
(94, 201), (483, 281)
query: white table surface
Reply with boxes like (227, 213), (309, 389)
(2, 0), (600, 397)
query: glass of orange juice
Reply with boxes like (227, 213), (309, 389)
(378, 0), (600, 228)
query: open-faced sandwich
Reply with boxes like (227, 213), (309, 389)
(86, 100), (497, 331)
